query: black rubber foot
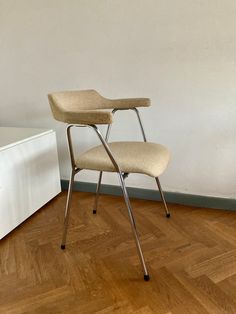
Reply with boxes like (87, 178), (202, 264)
(166, 213), (171, 218)
(144, 274), (150, 281)
(93, 209), (97, 214)
(61, 244), (65, 250)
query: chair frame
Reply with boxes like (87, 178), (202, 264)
(61, 107), (170, 281)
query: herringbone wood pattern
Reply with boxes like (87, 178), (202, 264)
(0, 191), (236, 314)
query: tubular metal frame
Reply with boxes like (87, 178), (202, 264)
(93, 108), (145, 213)
(61, 119), (150, 280)
(156, 177), (170, 217)
(93, 108), (170, 218)
(61, 107), (170, 281)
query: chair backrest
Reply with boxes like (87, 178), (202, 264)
(49, 89), (109, 111)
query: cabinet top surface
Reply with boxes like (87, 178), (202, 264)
(0, 127), (53, 151)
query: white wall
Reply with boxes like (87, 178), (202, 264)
(1, 0), (236, 198)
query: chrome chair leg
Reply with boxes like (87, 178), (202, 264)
(118, 173), (150, 281)
(155, 177), (170, 218)
(93, 171), (103, 214)
(61, 169), (75, 249)
(92, 123), (112, 214)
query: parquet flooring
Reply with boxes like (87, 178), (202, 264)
(0, 191), (236, 314)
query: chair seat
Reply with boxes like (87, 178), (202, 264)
(76, 141), (170, 177)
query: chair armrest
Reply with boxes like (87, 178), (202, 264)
(105, 97), (151, 110)
(59, 110), (113, 125)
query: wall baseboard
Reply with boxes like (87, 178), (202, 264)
(61, 180), (236, 211)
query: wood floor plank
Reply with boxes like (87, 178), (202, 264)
(217, 274), (236, 302)
(174, 271), (236, 314)
(186, 249), (236, 282)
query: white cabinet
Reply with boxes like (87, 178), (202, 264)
(0, 127), (61, 239)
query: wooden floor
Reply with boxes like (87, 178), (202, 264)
(0, 191), (236, 314)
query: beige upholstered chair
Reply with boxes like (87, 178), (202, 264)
(48, 90), (170, 281)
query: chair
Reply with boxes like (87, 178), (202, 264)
(48, 89), (171, 281)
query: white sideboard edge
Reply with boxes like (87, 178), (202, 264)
(0, 127), (54, 152)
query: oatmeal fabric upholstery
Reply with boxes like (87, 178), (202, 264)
(48, 90), (150, 125)
(76, 142), (170, 177)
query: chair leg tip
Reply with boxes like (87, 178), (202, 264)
(144, 274), (150, 281)
(61, 244), (66, 250)
(166, 213), (171, 218)
(93, 209), (97, 214)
